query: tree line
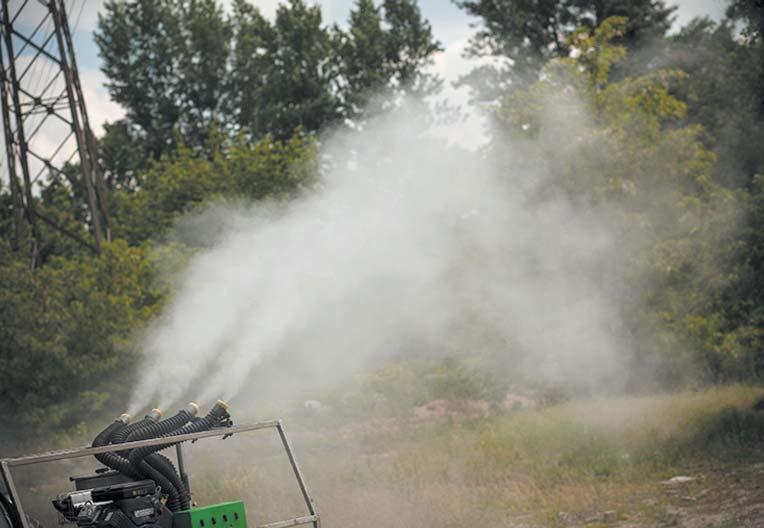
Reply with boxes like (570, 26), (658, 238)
(0, 0), (762, 432)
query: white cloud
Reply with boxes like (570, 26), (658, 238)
(0, 56), (123, 189)
(672, 0), (727, 27)
(1, 55), (77, 183)
(428, 38), (491, 150)
(11, 0), (106, 33)
(219, 0), (353, 22)
(67, 0), (107, 32)
(78, 68), (125, 134)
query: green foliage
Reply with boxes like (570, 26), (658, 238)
(661, 5), (764, 380)
(0, 241), (162, 432)
(339, 0), (442, 116)
(96, 0), (441, 157)
(727, 0), (764, 42)
(690, 406), (764, 455)
(454, 0), (676, 100)
(495, 17), (743, 385)
(111, 132), (317, 244)
(668, 18), (764, 188)
(95, 0), (232, 153)
(0, 124), (316, 433)
(99, 120), (151, 190)
(325, 357), (504, 417)
(189, 387), (764, 526)
(95, 0), (185, 156)
(5, 2), (764, 435)
(230, 0), (340, 138)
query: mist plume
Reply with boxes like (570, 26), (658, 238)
(129, 98), (628, 413)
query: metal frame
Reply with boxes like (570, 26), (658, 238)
(0, 0), (109, 259)
(0, 421), (320, 528)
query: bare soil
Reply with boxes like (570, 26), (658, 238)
(557, 462), (764, 528)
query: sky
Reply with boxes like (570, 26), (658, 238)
(6, 0), (728, 169)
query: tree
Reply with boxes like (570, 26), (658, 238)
(226, 0), (275, 137)
(95, 0), (186, 157)
(0, 241), (162, 431)
(98, 119), (151, 191)
(111, 131), (317, 244)
(0, 126), (318, 433)
(726, 0), (764, 124)
(341, 0), (388, 116)
(454, 0), (676, 101)
(666, 18), (764, 188)
(708, 1), (764, 377)
(228, 0), (341, 139)
(7, 0), (442, 435)
(96, 0), (231, 158)
(495, 17), (739, 385)
(98, 0), (441, 148)
(661, 5), (764, 374)
(728, 0), (764, 43)
(175, 0), (232, 143)
(340, 0), (442, 117)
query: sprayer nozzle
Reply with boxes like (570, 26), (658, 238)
(206, 400), (230, 420)
(147, 408), (163, 421)
(185, 402), (200, 416)
(119, 413), (131, 425)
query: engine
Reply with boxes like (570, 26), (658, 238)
(52, 401), (235, 528)
(53, 480), (171, 528)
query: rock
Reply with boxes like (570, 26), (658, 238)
(303, 400), (322, 410)
(662, 476), (695, 485)
(503, 392), (538, 410)
(583, 511), (616, 524)
(557, 511), (575, 525)
(410, 400), (448, 422)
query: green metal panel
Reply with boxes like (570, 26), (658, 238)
(174, 501), (248, 528)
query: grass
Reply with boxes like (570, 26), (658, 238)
(188, 385), (764, 527)
(10, 382), (763, 527)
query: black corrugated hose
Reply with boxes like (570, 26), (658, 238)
(128, 401), (230, 471)
(91, 410), (184, 511)
(125, 404), (199, 444)
(123, 404), (199, 511)
(110, 408), (162, 447)
(91, 414), (142, 480)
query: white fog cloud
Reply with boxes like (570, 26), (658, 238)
(129, 97), (629, 413)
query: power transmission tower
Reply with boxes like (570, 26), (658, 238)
(0, 0), (109, 262)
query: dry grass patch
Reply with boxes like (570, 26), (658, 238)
(191, 385), (764, 526)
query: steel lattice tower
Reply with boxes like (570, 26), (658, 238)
(0, 0), (108, 260)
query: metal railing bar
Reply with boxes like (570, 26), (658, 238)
(2, 421), (282, 467)
(256, 515), (319, 528)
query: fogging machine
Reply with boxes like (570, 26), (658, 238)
(0, 402), (319, 528)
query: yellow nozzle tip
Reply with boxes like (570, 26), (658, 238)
(188, 402), (200, 414)
(152, 408), (163, 418)
(216, 399), (229, 410)
(120, 413), (132, 424)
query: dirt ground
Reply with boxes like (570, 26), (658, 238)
(558, 462), (764, 528)
(644, 462), (764, 528)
